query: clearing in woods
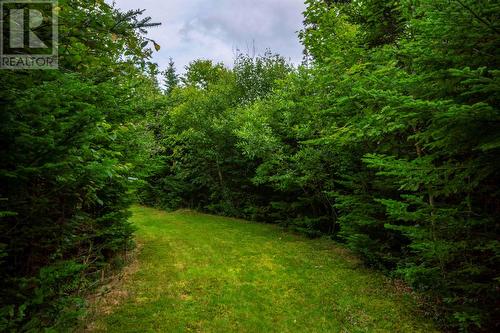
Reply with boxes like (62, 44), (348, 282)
(85, 206), (437, 332)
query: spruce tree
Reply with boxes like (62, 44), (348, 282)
(163, 58), (179, 95)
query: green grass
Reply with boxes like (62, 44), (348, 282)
(86, 206), (437, 332)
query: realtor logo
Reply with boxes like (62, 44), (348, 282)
(1, 0), (58, 69)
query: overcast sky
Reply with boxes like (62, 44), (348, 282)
(111, 0), (306, 73)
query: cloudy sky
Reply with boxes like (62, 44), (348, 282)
(111, 0), (306, 72)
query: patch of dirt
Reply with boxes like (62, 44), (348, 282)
(78, 243), (143, 332)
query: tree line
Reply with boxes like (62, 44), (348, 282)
(141, 1), (499, 331)
(1, 0), (498, 331)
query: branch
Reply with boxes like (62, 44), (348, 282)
(455, 0), (499, 34)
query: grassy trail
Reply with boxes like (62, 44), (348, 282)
(86, 206), (437, 332)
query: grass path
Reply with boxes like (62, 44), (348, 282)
(86, 206), (437, 332)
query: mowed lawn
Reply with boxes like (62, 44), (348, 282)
(85, 206), (437, 332)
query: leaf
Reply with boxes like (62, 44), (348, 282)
(141, 41), (149, 48)
(153, 41), (161, 51)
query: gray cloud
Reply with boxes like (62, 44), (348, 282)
(110, 0), (305, 73)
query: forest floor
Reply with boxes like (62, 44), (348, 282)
(83, 206), (438, 332)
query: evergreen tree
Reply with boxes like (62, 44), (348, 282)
(0, 2), (160, 330)
(163, 58), (179, 95)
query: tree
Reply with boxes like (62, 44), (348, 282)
(144, 0), (500, 330)
(163, 58), (179, 95)
(0, 1), (161, 330)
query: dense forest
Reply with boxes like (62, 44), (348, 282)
(1, 0), (499, 332)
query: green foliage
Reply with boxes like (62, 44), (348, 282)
(163, 58), (179, 95)
(3, 0), (496, 330)
(299, 0), (499, 330)
(0, 1), (160, 330)
(234, 51), (292, 104)
(143, 0), (500, 331)
(140, 52), (291, 219)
